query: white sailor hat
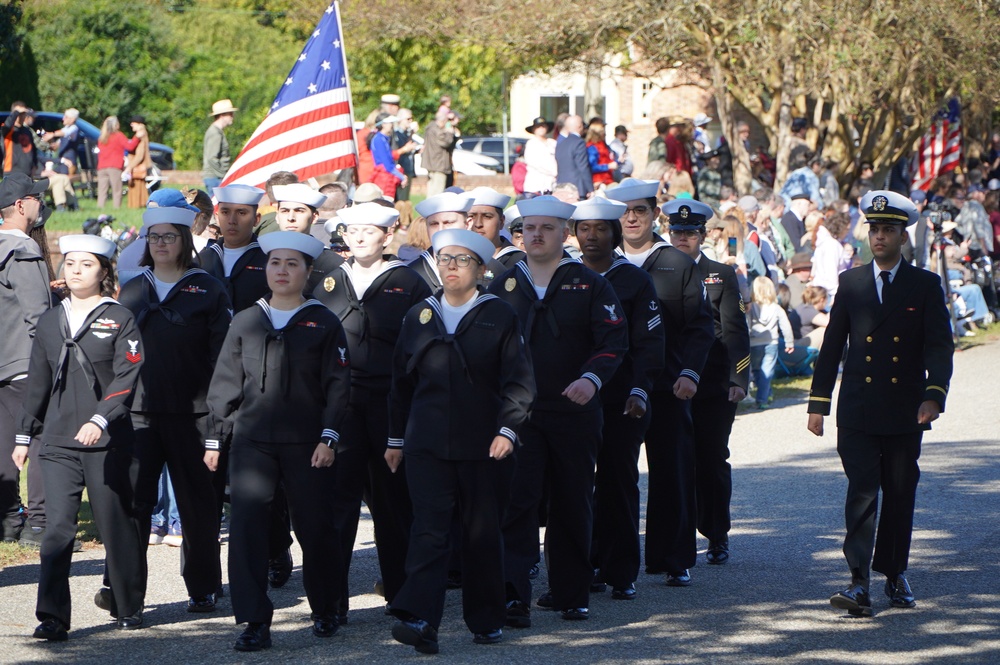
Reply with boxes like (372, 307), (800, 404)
(663, 199), (715, 230)
(213, 184), (265, 206)
(571, 197), (627, 221)
(861, 189), (919, 226)
(59, 234), (117, 259)
(257, 230), (325, 259)
(517, 195), (576, 220)
(415, 191), (474, 219)
(337, 202), (400, 228)
(467, 186), (511, 210)
(432, 228), (496, 265)
(503, 204), (522, 228)
(604, 178), (659, 203)
(142, 207), (196, 230)
(272, 183), (327, 209)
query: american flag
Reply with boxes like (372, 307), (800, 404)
(221, 2), (358, 188)
(910, 98), (962, 192)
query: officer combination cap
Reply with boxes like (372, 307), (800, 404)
(415, 191), (475, 219)
(147, 188), (199, 212)
(380, 93), (401, 104)
(337, 202), (399, 228)
(258, 230), (325, 259)
(604, 178), (659, 203)
(0, 173), (48, 209)
(467, 186), (511, 210)
(571, 197), (627, 221)
(142, 207), (196, 230)
(323, 216), (347, 237)
(517, 195), (576, 220)
(272, 184), (327, 209)
(664, 199), (715, 230)
(861, 189), (919, 226)
(213, 184), (265, 206)
(59, 234), (117, 259)
(431, 228), (496, 265)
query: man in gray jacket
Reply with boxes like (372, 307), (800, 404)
(422, 112), (459, 197)
(0, 173), (53, 546)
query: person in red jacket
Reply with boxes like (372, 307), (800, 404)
(96, 116), (141, 209)
(664, 117), (693, 177)
(586, 123), (618, 190)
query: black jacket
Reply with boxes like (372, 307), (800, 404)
(488, 258), (627, 412)
(601, 258), (665, 405)
(780, 210), (807, 253)
(311, 257), (432, 392)
(388, 291), (535, 460)
(494, 239), (526, 270)
(619, 237), (715, 391)
(808, 261), (954, 435)
(197, 239), (269, 313)
(205, 298), (351, 450)
(18, 299), (143, 450)
(693, 255), (751, 398)
(305, 248), (345, 295)
(118, 268), (232, 415)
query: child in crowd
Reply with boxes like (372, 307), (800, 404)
(748, 277), (794, 408)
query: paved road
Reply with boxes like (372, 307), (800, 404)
(2, 342), (999, 664)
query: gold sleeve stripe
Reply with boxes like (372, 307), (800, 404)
(735, 355), (751, 372)
(927, 385), (948, 395)
(808, 396), (832, 402)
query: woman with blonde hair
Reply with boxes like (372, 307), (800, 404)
(125, 116), (152, 209)
(748, 277), (794, 409)
(96, 116), (138, 209)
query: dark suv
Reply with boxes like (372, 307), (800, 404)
(1, 111), (175, 195)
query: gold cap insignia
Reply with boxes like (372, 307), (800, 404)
(505, 277), (516, 292)
(323, 276), (336, 292)
(873, 195), (888, 212)
(679, 206), (690, 219)
(419, 308), (432, 324)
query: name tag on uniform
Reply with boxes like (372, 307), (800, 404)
(561, 283), (590, 291)
(383, 287), (410, 296)
(180, 285), (207, 294)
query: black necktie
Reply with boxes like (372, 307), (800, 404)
(879, 270), (892, 303)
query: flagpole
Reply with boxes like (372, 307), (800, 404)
(335, 0), (362, 186)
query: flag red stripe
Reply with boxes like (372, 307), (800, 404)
(237, 155), (358, 190)
(223, 128), (355, 183)
(241, 100), (352, 152)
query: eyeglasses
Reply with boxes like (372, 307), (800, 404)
(21, 194), (44, 207)
(668, 229), (701, 238)
(623, 205), (651, 218)
(435, 253), (480, 268)
(147, 233), (180, 245)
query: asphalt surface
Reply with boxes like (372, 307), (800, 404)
(1, 341), (998, 664)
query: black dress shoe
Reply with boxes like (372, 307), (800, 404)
(536, 591), (555, 609)
(337, 613), (348, 626)
(313, 617), (338, 638)
(561, 607), (589, 621)
(268, 549), (292, 588)
(505, 600), (531, 628)
(528, 564), (539, 580)
(706, 539), (730, 565)
(392, 618), (439, 654)
(234, 622), (272, 651)
(473, 629), (502, 644)
(885, 574), (916, 608)
(94, 587), (119, 618)
(32, 618), (68, 641)
(830, 582), (873, 617)
(446, 570), (462, 589)
(612, 583), (637, 600)
(666, 570), (692, 587)
(590, 570), (607, 593)
(187, 594), (217, 613)
(117, 613), (143, 630)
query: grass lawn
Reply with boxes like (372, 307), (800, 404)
(41, 186), (193, 233)
(0, 459), (100, 568)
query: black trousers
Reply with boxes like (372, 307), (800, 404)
(36, 444), (146, 628)
(228, 438), (340, 624)
(332, 389), (411, 612)
(392, 454), (515, 633)
(1, 379), (45, 537)
(837, 427), (922, 584)
(692, 396), (737, 542)
(133, 414), (221, 597)
(643, 390), (697, 573)
(503, 409), (601, 610)
(592, 402), (650, 588)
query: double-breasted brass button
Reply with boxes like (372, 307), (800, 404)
(893, 357), (899, 363)
(866, 377), (872, 383)
(894, 336), (900, 342)
(867, 336), (873, 342)
(866, 356), (872, 362)
(892, 377), (898, 384)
